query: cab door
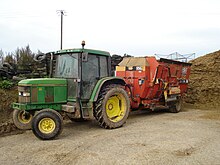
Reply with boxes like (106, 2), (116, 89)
(81, 54), (108, 100)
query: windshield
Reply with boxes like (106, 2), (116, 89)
(54, 53), (78, 78)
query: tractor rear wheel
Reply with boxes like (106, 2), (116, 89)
(32, 109), (63, 140)
(169, 97), (182, 113)
(13, 110), (33, 130)
(94, 85), (130, 129)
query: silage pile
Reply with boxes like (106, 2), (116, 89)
(185, 50), (220, 109)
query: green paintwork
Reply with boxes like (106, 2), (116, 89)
(33, 85), (67, 104)
(89, 77), (126, 102)
(13, 78), (67, 111)
(54, 86), (67, 102)
(13, 102), (63, 111)
(19, 78), (67, 86)
(53, 48), (110, 57)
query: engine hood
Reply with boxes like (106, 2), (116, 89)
(18, 78), (67, 86)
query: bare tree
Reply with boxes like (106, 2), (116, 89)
(16, 45), (35, 71)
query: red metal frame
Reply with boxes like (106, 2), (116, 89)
(116, 57), (191, 109)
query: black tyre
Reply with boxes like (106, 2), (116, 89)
(32, 109), (63, 140)
(94, 85), (130, 129)
(13, 110), (33, 130)
(34, 53), (46, 62)
(169, 97), (182, 113)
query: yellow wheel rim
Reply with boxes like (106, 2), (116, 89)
(18, 111), (32, 124)
(38, 118), (55, 134)
(105, 93), (127, 122)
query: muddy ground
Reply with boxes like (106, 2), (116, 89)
(0, 107), (219, 165)
(0, 87), (17, 123)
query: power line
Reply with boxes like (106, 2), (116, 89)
(57, 10), (66, 50)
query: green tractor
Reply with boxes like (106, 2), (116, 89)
(12, 42), (130, 140)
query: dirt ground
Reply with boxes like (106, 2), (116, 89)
(0, 107), (219, 165)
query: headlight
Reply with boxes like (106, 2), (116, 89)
(19, 92), (30, 97)
(18, 86), (31, 103)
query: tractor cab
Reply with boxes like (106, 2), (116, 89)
(52, 47), (112, 119)
(54, 48), (111, 101)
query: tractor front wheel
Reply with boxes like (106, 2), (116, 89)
(94, 85), (130, 129)
(32, 109), (63, 140)
(13, 110), (33, 130)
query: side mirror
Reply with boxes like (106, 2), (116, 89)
(82, 52), (88, 62)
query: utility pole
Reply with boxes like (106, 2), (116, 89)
(57, 10), (66, 50)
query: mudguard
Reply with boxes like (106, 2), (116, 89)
(89, 77), (126, 102)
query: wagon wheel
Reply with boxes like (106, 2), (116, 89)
(169, 97), (182, 113)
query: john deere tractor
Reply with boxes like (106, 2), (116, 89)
(12, 42), (130, 140)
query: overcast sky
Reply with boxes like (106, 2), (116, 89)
(0, 0), (220, 58)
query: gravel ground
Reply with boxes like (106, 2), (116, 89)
(0, 108), (220, 165)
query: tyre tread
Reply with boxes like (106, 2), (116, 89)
(94, 85), (130, 129)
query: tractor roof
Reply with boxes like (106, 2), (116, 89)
(53, 48), (110, 57)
